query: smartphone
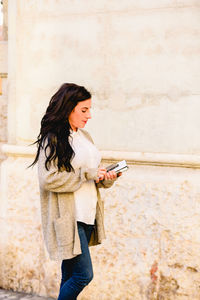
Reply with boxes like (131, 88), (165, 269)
(106, 160), (128, 173)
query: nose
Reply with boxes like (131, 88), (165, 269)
(87, 110), (92, 119)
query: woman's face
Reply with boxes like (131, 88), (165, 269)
(68, 98), (92, 132)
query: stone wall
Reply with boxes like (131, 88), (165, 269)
(0, 153), (200, 299)
(6, 0), (200, 154)
(0, 0), (8, 153)
(2, 0), (8, 41)
(0, 73), (7, 145)
(0, 1), (200, 299)
(0, 45), (8, 159)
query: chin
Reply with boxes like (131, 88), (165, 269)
(77, 125), (84, 130)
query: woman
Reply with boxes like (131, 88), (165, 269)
(30, 83), (121, 300)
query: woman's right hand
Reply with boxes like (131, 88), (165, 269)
(95, 168), (107, 183)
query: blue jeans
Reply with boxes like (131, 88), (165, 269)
(57, 222), (94, 300)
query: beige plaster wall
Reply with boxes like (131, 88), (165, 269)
(0, 156), (200, 299)
(0, 91), (7, 145)
(1, 1), (200, 299)
(0, 40), (8, 159)
(7, 0), (200, 154)
(1, 0), (8, 40)
(0, 0), (8, 150)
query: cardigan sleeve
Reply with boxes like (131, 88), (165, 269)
(38, 145), (99, 193)
(96, 178), (116, 189)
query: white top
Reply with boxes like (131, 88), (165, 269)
(69, 129), (101, 225)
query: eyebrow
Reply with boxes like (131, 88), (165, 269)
(82, 107), (91, 109)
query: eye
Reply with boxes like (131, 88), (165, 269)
(82, 110), (87, 113)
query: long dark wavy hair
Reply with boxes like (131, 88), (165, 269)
(29, 83), (91, 172)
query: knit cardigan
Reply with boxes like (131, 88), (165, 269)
(38, 129), (115, 261)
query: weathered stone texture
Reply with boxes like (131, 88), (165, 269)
(0, 42), (8, 72)
(1, 158), (200, 299)
(2, 0), (8, 40)
(8, 1), (200, 155)
(0, 41), (8, 145)
(0, 157), (43, 294)
(0, 96), (7, 143)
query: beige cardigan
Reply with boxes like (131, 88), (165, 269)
(38, 129), (115, 261)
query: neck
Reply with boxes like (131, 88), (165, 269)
(69, 122), (78, 132)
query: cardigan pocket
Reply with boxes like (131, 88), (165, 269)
(54, 214), (74, 247)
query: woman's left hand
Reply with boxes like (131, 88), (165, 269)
(104, 170), (121, 180)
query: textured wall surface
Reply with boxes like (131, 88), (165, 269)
(0, 40), (8, 144)
(0, 39), (8, 161)
(0, 156), (200, 299)
(7, 0), (200, 154)
(0, 93), (7, 144)
(0, 156), (58, 296)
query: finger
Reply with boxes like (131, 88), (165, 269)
(99, 168), (107, 172)
(104, 173), (109, 180)
(112, 171), (117, 178)
(109, 171), (116, 179)
(99, 170), (106, 176)
(100, 171), (106, 177)
(107, 171), (112, 180)
(98, 170), (105, 176)
(109, 171), (114, 179)
(117, 172), (122, 177)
